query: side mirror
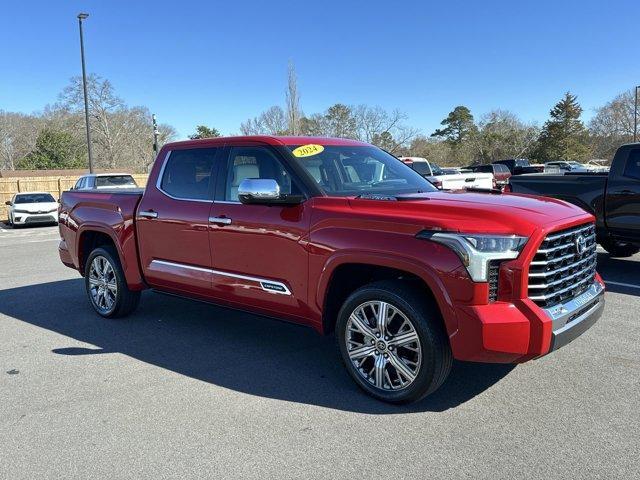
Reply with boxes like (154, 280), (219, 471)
(5, 201), (11, 206)
(238, 178), (304, 206)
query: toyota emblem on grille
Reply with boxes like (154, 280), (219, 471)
(575, 235), (587, 254)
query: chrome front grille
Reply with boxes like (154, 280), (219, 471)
(488, 260), (501, 302)
(528, 223), (597, 308)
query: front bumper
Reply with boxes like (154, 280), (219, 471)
(13, 211), (58, 225)
(449, 279), (605, 363)
(546, 281), (605, 351)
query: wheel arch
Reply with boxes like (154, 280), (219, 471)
(317, 252), (458, 336)
(76, 224), (146, 290)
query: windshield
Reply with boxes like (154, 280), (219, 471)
(95, 175), (137, 187)
(287, 145), (437, 196)
(430, 163), (444, 175)
(15, 193), (55, 204)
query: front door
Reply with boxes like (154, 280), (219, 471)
(606, 146), (640, 241)
(207, 144), (312, 320)
(137, 146), (221, 296)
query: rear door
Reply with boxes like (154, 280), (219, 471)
(606, 146), (640, 241)
(136, 146), (221, 295)
(207, 143), (312, 320)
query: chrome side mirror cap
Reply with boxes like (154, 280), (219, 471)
(238, 178), (281, 202)
(237, 178), (305, 206)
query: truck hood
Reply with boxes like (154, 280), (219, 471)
(346, 191), (592, 236)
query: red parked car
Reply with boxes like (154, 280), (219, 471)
(465, 163), (512, 189)
(58, 136), (605, 403)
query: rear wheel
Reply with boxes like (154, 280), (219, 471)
(85, 246), (140, 318)
(600, 239), (639, 258)
(336, 280), (452, 404)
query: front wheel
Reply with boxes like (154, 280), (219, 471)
(85, 246), (140, 318)
(336, 280), (452, 404)
(600, 239), (640, 258)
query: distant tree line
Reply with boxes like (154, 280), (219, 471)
(0, 74), (176, 172)
(0, 66), (636, 172)
(238, 64), (637, 166)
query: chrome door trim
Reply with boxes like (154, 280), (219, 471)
(150, 259), (292, 295)
(155, 150), (214, 204)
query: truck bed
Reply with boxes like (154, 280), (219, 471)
(58, 189), (145, 286)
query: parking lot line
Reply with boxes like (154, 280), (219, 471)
(605, 280), (640, 289)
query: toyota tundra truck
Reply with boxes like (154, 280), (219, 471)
(58, 136), (605, 404)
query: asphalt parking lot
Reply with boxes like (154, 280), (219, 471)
(1, 223), (638, 479)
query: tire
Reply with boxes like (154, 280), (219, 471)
(6, 215), (12, 227)
(600, 239), (640, 258)
(84, 246), (140, 318)
(335, 280), (452, 404)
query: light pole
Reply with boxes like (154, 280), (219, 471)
(77, 13), (94, 173)
(634, 85), (639, 143)
(152, 114), (159, 156)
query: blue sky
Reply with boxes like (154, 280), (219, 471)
(1, 0), (639, 139)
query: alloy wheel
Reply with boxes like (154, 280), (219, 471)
(88, 255), (118, 313)
(345, 300), (422, 391)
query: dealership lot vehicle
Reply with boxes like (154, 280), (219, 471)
(5, 192), (58, 227)
(464, 163), (512, 189)
(511, 143), (640, 257)
(0, 224), (638, 479)
(544, 160), (592, 173)
(399, 156), (494, 189)
(492, 158), (542, 175)
(58, 136), (605, 404)
(71, 173), (138, 190)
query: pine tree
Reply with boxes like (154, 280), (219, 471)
(431, 106), (477, 145)
(189, 125), (221, 139)
(17, 127), (86, 169)
(534, 92), (591, 161)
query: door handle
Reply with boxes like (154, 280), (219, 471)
(612, 190), (635, 196)
(139, 210), (158, 219)
(209, 216), (232, 225)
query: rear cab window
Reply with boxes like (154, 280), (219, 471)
(159, 148), (219, 200)
(96, 175), (138, 188)
(623, 149), (640, 180)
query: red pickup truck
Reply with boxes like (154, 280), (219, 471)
(58, 136), (605, 404)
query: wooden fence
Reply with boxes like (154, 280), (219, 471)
(0, 174), (149, 221)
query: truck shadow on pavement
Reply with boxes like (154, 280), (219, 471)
(0, 279), (515, 413)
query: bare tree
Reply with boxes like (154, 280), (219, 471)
(59, 74), (128, 168)
(0, 111), (40, 170)
(589, 89), (636, 160)
(285, 61), (301, 135)
(474, 110), (539, 163)
(240, 106), (288, 135)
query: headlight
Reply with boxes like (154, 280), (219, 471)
(417, 231), (528, 282)
(13, 209), (29, 213)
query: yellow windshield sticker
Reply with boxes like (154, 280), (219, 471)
(292, 144), (324, 158)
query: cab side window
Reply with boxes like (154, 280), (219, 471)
(224, 146), (301, 201)
(160, 148), (218, 200)
(623, 149), (640, 181)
